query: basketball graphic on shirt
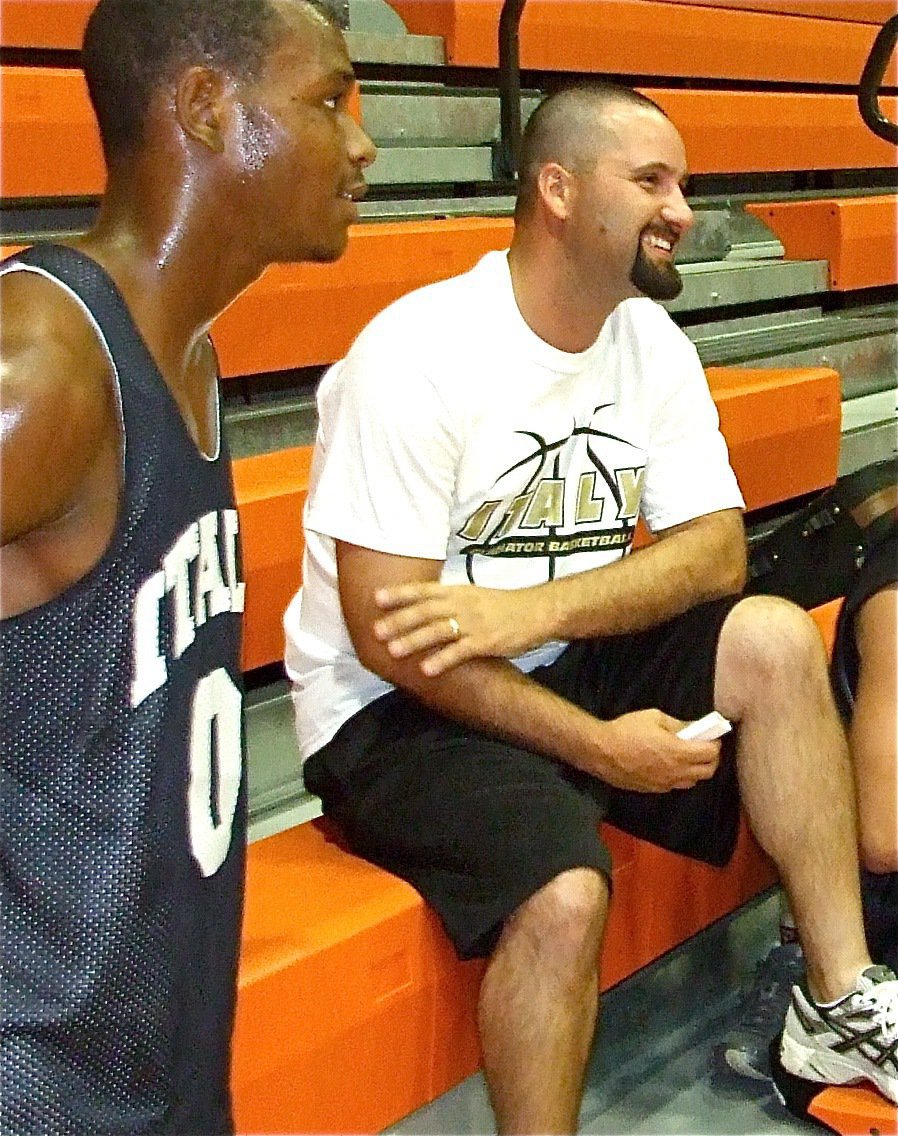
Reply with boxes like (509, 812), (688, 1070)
(457, 404), (645, 584)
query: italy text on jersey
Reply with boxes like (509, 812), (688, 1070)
(131, 506), (245, 879)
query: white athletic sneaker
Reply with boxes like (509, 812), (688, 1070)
(778, 965), (898, 1104)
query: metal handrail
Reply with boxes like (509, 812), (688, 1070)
(858, 15), (898, 145)
(495, 0), (528, 182)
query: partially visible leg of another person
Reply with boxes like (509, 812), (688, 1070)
(479, 868), (608, 1133)
(850, 585), (898, 972)
(715, 595), (897, 1101)
(719, 914), (804, 1080)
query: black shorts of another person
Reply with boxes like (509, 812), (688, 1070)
(304, 596), (742, 960)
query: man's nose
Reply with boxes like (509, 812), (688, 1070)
(663, 186), (694, 234)
(344, 111), (377, 170)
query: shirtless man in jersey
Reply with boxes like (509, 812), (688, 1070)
(0, 2), (374, 1132)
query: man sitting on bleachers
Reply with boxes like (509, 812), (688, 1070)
(285, 83), (897, 1133)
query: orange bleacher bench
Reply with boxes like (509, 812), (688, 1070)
(3, 0), (896, 80)
(4, 202), (895, 383)
(746, 196), (898, 292)
(232, 603), (841, 1135)
(233, 817), (776, 1133)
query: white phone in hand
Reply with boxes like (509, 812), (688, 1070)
(676, 710), (732, 741)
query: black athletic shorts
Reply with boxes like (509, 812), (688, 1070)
(304, 596), (742, 960)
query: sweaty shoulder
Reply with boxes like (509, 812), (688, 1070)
(1, 268), (118, 543)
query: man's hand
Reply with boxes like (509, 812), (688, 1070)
(373, 581), (552, 675)
(590, 709), (723, 792)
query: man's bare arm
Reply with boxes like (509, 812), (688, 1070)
(1, 272), (120, 617)
(373, 508), (745, 675)
(1, 273), (116, 545)
(337, 539), (725, 793)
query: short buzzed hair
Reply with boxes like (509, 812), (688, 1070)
(82, 0), (337, 165)
(515, 83), (669, 219)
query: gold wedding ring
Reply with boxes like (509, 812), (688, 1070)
(447, 616), (461, 640)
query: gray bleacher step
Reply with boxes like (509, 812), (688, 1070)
(225, 395), (318, 459)
(359, 195), (517, 220)
(688, 311), (898, 392)
(361, 85), (542, 146)
(361, 198), (732, 264)
(245, 681), (321, 843)
(666, 257), (828, 314)
(840, 388), (898, 475)
(345, 0), (445, 62)
(347, 0), (411, 35)
(367, 144), (496, 185)
(345, 30), (445, 65)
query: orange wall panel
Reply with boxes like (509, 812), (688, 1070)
(0, 0), (93, 48)
(746, 195), (898, 290)
(659, 0), (898, 22)
(1, 67), (105, 199)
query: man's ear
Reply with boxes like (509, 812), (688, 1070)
(175, 65), (228, 154)
(537, 162), (575, 222)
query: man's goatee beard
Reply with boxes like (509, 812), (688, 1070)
(631, 245), (684, 301)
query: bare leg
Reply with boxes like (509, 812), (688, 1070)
(714, 596), (871, 1002)
(478, 867), (608, 1134)
(851, 586), (898, 875)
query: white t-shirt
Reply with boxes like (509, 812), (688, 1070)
(285, 251), (744, 759)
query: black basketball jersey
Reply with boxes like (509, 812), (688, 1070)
(0, 245), (247, 1135)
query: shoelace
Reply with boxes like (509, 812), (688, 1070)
(856, 981), (898, 1045)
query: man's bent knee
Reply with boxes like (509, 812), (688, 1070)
(716, 595), (829, 714)
(500, 867), (609, 974)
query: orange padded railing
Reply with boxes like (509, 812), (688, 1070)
(745, 195), (898, 291)
(387, 0), (898, 85)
